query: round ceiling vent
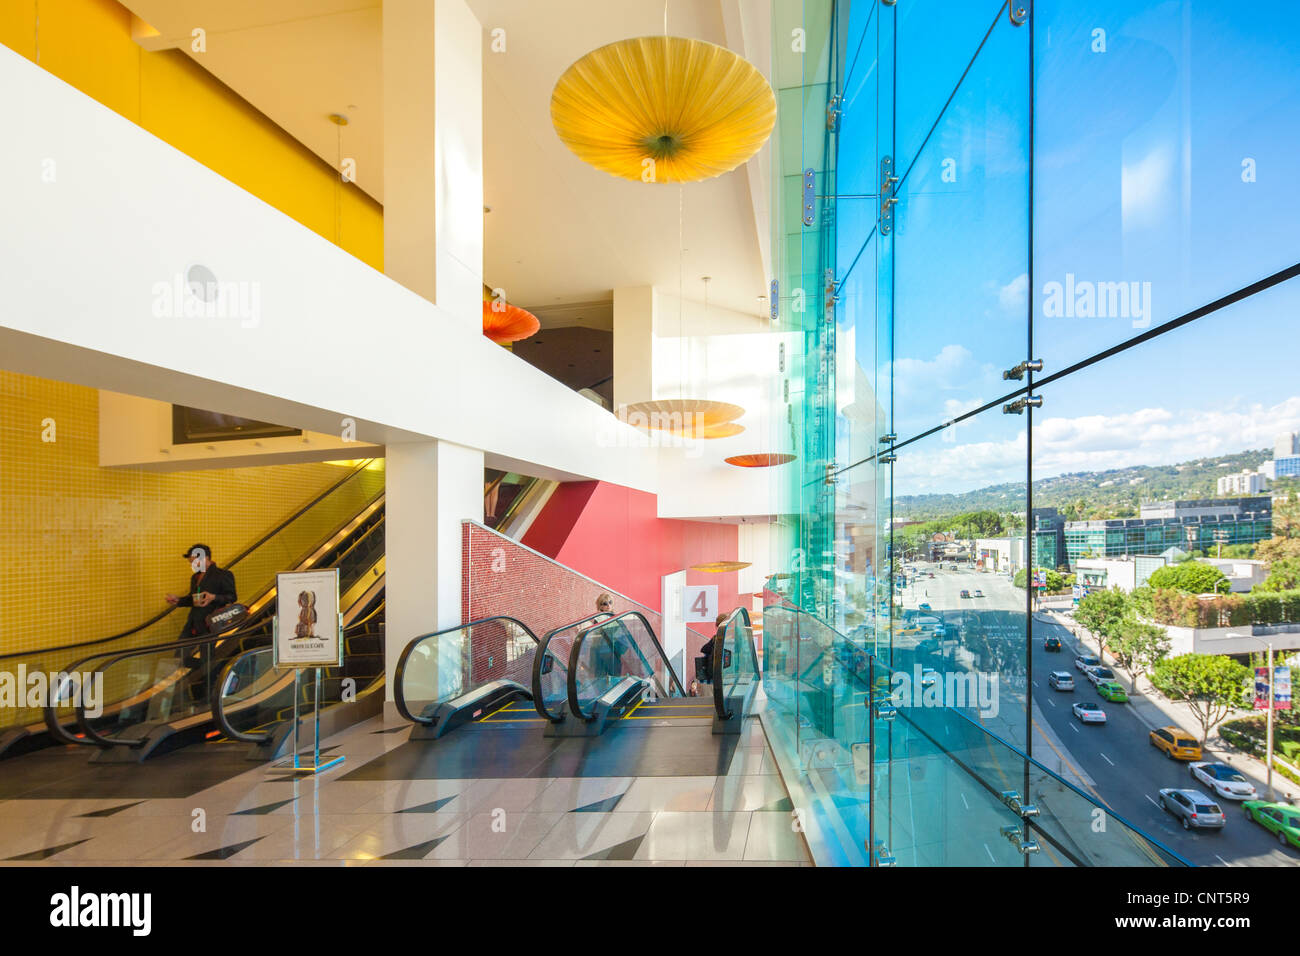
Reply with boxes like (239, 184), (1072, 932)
(186, 264), (218, 303)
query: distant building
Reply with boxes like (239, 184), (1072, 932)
(1217, 469), (1269, 495)
(1272, 432), (1300, 479)
(1063, 496), (1272, 567)
(1075, 555), (1168, 593)
(974, 536), (1024, 574)
(1030, 506), (1066, 571)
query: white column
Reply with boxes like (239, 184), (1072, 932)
(384, 440), (484, 707)
(613, 285), (656, 411)
(382, 0), (483, 324)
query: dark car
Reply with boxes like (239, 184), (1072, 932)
(960, 590), (971, 599)
(1044, 636), (1062, 652)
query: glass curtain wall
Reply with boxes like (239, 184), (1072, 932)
(764, 0), (1300, 866)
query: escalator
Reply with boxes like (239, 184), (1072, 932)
(36, 475), (387, 762)
(0, 459), (385, 761)
(395, 607), (754, 740)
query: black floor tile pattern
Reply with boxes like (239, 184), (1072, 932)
(187, 836), (265, 860)
(233, 797), (298, 815)
(380, 835), (452, 859)
(5, 838), (92, 861)
(572, 794), (625, 813)
(397, 795), (457, 814)
(341, 721), (739, 782)
(581, 834), (645, 861)
(77, 800), (146, 817)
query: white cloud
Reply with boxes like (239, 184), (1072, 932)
(998, 272), (1029, 313)
(894, 395), (1300, 496)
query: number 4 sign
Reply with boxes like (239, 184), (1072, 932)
(684, 585), (718, 623)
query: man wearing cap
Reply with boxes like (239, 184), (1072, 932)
(165, 544), (238, 640)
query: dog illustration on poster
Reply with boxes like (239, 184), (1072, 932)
(292, 590), (318, 639)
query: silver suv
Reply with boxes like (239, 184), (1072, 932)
(1158, 788), (1225, 831)
(1047, 671), (1074, 691)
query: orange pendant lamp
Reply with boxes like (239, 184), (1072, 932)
(725, 453), (797, 468)
(482, 285), (540, 344)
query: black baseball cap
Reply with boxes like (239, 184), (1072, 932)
(183, 544), (212, 559)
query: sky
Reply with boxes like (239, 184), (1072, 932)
(829, 0), (1300, 497)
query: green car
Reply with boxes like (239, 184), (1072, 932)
(1096, 681), (1128, 703)
(1243, 801), (1300, 849)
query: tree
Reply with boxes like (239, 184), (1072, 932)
(1112, 619), (1170, 680)
(1150, 654), (1250, 745)
(1257, 493), (1300, 562)
(1074, 588), (1129, 661)
(1147, 561), (1231, 595)
(1256, 556), (1300, 593)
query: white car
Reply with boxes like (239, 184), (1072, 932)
(1189, 762), (1258, 801)
(1086, 665), (1118, 686)
(1072, 701), (1107, 724)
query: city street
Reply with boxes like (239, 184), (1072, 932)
(895, 560), (1299, 867)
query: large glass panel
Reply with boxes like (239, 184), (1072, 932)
(570, 612), (682, 718)
(891, 5), (1031, 442)
(395, 617), (537, 724)
(1034, 0), (1300, 373)
(1032, 273), (1300, 867)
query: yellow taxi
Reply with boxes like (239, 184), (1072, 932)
(1149, 726), (1202, 761)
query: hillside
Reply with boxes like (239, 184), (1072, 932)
(896, 448), (1275, 523)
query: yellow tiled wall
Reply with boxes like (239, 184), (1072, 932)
(0, 370), (381, 658)
(0, 0), (383, 271)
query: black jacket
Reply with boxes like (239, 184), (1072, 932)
(176, 565), (237, 638)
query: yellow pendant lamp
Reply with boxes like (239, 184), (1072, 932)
(551, 36), (775, 183)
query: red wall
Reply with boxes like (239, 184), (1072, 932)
(523, 481), (741, 674)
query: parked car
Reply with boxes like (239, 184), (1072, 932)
(1074, 654), (1101, 673)
(1189, 762), (1258, 801)
(1072, 701), (1106, 724)
(1047, 671), (1074, 691)
(974, 589), (984, 598)
(1150, 726), (1202, 761)
(918, 603), (932, 612)
(1158, 788), (1225, 831)
(1242, 801), (1300, 849)
(1043, 636), (1062, 652)
(959, 590), (971, 599)
(1096, 681), (1128, 703)
(1087, 666), (1117, 686)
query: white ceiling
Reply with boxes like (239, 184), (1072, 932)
(119, 0), (771, 320)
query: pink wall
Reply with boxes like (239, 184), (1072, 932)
(523, 481), (741, 675)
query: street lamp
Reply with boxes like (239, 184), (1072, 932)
(1241, 634), (1278, 802)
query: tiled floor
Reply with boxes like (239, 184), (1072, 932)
(0, 712), (812, 866)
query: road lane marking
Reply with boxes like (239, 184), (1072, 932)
(1146, 794), (1161, 808)
(984, 843), (996, 863)
(1215, 855), (1233, 867)
(1045, 698), (1055, 707)
(1069, 723), (1080, 733)
(960, 792), (969, 811)
(1099, 752), (1114, 766)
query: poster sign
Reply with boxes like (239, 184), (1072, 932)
(1255, 666), (1293, 711)
(683, 585), (718, 624)
(274, 569), (342, 667)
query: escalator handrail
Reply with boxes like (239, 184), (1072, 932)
(213, 614), (382, 744)
(393, 615), (541, 725)
(531, 612), (610, 721)
(3, 458), (379, 663)
(565, 610), (686, 721)
(712, 606), (758, 720)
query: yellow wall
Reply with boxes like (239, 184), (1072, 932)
(0, 370), (383, 659)
(0, 0), (383, 271)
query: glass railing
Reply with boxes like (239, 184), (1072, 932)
(713, 606), (761, 721)
(532, 613), (608, 721)
(760, 605), (1189, 867)
(567, 611), (685, 720)
(2, 459), (384, 739)
(394, 616), (539, 725)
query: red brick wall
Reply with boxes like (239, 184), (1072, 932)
(462, 522), (662, 683)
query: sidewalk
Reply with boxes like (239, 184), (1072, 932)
(1038, 607), (1298, 803)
